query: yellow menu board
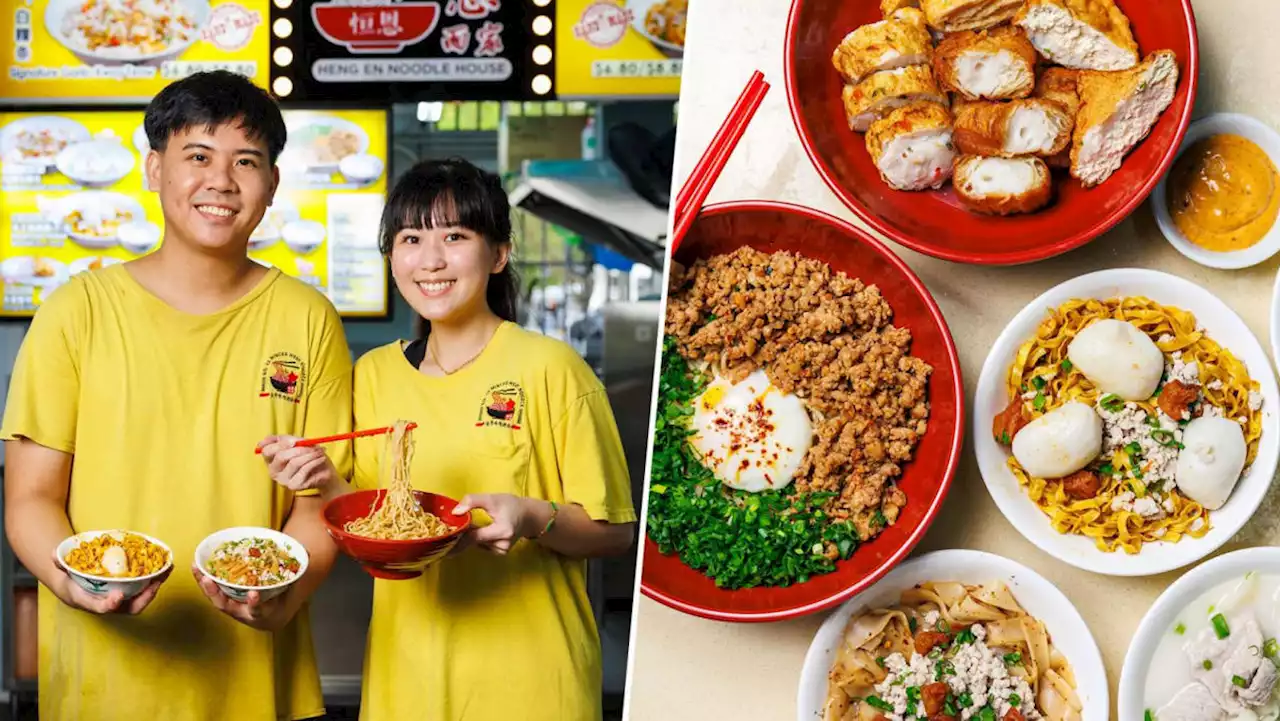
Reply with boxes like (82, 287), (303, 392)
(0, 0), (270, 104)
(554, 0), (683, 99)
(0, 109), (389, 318)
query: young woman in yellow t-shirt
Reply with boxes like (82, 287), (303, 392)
(259, 158), (638, 721)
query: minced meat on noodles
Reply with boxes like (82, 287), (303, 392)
(665, 247), (931, 540)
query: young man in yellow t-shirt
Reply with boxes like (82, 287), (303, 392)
(1, 71), (351, 721)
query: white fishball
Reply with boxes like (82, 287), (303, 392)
(1176, 416), (1247, 510)
(1067, 319), (1164, 401)
(1011, 401), (1104, 479)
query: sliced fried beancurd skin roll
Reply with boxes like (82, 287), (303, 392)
(954, 98), (1074, 158)
(1071, 50), (1180, 187)
(1032, 67), (1081, 168)
(1015, 0), (1139, 71)
(921, 0), (1026, 33)
(832, 8), (933, 86)
(934, 25), (1038, 101)
(866, 102), (957, 191)
(954, 155), (1054, 215)
(842, 65), (948, 132)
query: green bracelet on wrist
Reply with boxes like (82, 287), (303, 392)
(538, 501), (559, 538)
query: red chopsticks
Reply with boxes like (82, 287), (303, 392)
(253, 423), (418, 455)
(669, 69), (770, 255)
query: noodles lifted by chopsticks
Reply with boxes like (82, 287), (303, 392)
(344, 420), (450, 541)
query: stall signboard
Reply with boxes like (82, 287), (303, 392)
(554, 0), (683, 99)
(275, 0), (543, 102)
(0, 0), (271, 104)
(0, 108), (389, 318)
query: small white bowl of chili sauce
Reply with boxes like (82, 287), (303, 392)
(1154, 113), (1280, 270)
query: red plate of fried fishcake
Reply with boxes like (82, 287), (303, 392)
(787, 0), (1199, 265)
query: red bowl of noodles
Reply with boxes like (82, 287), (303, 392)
(322, 490), (472, 580)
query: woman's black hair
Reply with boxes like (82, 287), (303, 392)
(380, 158), (519, 338)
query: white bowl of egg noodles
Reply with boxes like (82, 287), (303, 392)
(195, 527), (309, 603)
(797, 549), (1109, 721)
(974, 268), (1279, 577)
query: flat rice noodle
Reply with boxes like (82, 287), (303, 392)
(1023, 617), (1052, 694)
(821, 685), (852, 721)
(973, 582), (1023, 613)
(1038, 668), (1084, 721)
(952, 595), (1007, 624)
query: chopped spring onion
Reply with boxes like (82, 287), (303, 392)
(1203, 660), (1214, 670)
(936, 619), (952, 634)
(954, 629), (977, 645)
(1265, 638), (1278, 659)
(1125, 441), (1143, 456)
(1212, 613), (1231, 639)
(1010, 693), (1022, 706)
(1061, 359), (1073, 372)
(1100, 394), (1124, 412)
(1175, 622), (1186, 635)
(1145, 711), (1155, 721)
(1033, 392), (1046, 411)
(1151, 429), (1184, 449)
(1032, 375), (1047, 390)
(865, 696), (893, 711)
(1004, 652), (1023, 665)
(1233, 675), (1248, 688)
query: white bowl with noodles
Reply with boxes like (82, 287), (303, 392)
(56, 530), (173, 600)
(194, 527), (308, 603)
(797, 549), (1108, 721)
(974, 268), (1280, 577)
(1118, 546), (1280, 721)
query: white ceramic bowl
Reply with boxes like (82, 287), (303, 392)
(797, 549), (1109, 721)
(44, 0), (211, 67)
(1118, 546), (1280, 720)
(194, 527), (308, 603)
(56, 530), (173, 600)
(338, 153), (384, 185)
(117, 220), (161, 255)
(0, 115), (91, 171)
(1153, 113), (1280, 269)
(974, 268), (1280, 577)
(282, 220), (326, 255)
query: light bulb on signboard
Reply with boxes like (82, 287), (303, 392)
(533, 45), (552, 65)
(273, 47), (293, 66)
(273, 77), (293, 97)
(417, 102), (444, 123)
(533, 0), (550, 6)
(274, 0), (292, 7)
(532, 16), (552, 35)
(532, 75), (552, 96)
(273, 18), (293, 38)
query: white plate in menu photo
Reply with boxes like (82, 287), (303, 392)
(44, 0), (211, 67)
(282, 115), (370, 174)
(973, 268), (1280, 577)
(0, 116), (91, 171)
(69, 256), (123, 276)
(282, 220), (325, 255)
(56, 139), (135, 187)
(53, 191), (147, 248)
(797, 549), (1108, 721)
(627, 0), (685, 57)
(1119, 547), (1280, 721)
(0, 257), (69, 288)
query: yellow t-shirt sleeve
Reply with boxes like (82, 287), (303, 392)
(297, 309), (354, 496)
(554, 390), (637, 524)
(0, 280), (86, 453)
(350, 352), (381, 490)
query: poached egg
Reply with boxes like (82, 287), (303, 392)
(689, 369), (813, 493)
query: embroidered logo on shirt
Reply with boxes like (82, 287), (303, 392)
(477, 381), (525, 429)
(260, 352), (306, 404)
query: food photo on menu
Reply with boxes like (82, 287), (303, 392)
(0, 107), (390, 318)
(627, 0), (1280, 720)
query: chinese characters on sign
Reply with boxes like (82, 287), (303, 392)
(279, 0), (540, 101)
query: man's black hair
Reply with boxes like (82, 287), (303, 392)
(143, 71), (287, 163)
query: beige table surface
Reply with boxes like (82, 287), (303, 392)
(625, 1), (1280, 718)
